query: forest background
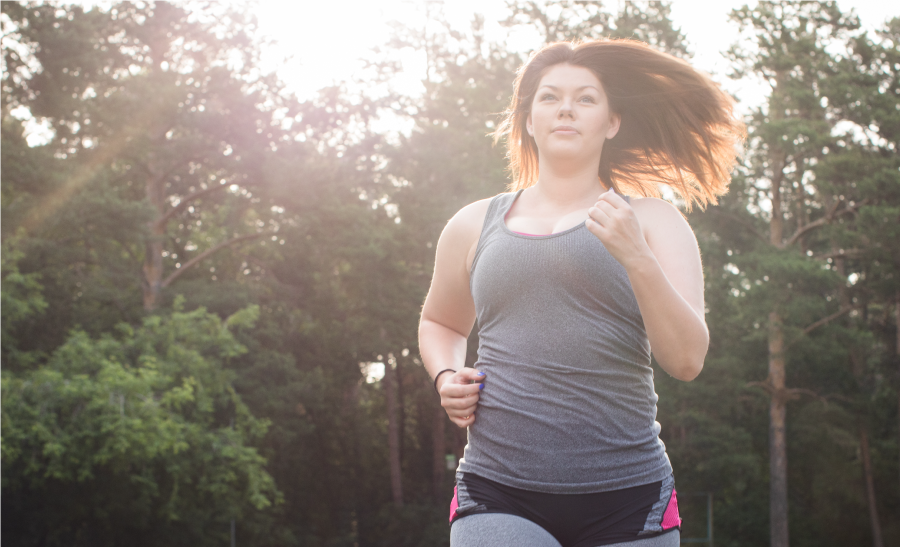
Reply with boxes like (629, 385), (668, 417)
(2, 1), (899, 546)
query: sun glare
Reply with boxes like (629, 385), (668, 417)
(9, 0), (898, 147)
(255, 2), (392, 100)
(253, 0), (521, 101)
(253, 0), (896, 112)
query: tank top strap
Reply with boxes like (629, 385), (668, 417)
(470, 191), (521, 277)
(484, 190), (521, 230)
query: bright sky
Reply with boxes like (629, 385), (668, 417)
(12, 0), (899, 146)
(255, 0), (899, 114)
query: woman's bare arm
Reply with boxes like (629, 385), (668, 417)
(587, 192), (708, 381)
(419, 199), (491, 426)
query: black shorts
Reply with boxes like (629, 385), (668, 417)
(449, 473), (681, 547)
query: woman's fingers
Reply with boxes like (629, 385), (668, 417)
(438, 368), (485, 428)
(441, 395), (481, 415)
(587, 191), (640, 240)
(440, 381), (483, 398)
(443, 396), (480, 411)
(598, 187), (625, 207)
(585, 218), (605, 240)
(441, 389), (480, 411)
(586, 202), (616, 240)
(447, 400), (478, 427)
(589, 197), (622, 222)
(587, 205), (613, 227)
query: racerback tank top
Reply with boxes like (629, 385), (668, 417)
(457, 190), (672, 494)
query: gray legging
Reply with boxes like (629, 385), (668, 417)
(450, 513), (681, 547)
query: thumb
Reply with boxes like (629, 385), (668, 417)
(453, 367), (486, 383)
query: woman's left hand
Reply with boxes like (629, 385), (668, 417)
(585, 188), (653, 270)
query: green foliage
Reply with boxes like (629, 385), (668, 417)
(681, 2), (900, 544)
(503, 0), (689, 55)
(1, 306), (277, 546)
(1, 231), (48, 368)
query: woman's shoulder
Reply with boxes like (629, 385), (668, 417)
(454, 195), (496, 223)
(442, 194), (504, 240)
(629, 196), (696, 245)
(630, 196), (686, 224)
(437, 194), (510, 272)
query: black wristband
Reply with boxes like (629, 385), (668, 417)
(433, 369), (456, 395)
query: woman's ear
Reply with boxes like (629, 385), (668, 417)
(526, 113), (534, 137)
(606, 112), (621, 140)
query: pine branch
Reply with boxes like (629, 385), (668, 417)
(160, 233), (266, 288)
(776, 303), (867, 352)
(801, 303), (864, 335)
(745, 382), (849, 404)
(153, 183), (231, 230)
(812, 248), (866, 261)
(783, 199), (868, 248)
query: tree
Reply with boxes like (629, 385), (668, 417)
(824, 16), (900, 545)
(0, 230), (48, 369)
(706, 3), (899, 545)
(2, 2), (292, 311)
(1, 302), (277, 547)
(504, 0), (689, 55)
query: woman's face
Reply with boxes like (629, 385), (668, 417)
(526, 63), (620, 164)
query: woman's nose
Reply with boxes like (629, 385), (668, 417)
(558, 101), (574, 118)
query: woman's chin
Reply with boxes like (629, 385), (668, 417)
(540, 146), (601, 165)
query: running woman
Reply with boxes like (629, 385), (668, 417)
(419, 39), (744, 547)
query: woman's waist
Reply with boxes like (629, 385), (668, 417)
(470, 359), (661, 451)
(473, 353), (656, 396)
(475, 331), (651, 373)
(471, 384), (661, 445)
(459, 428), (670, 493)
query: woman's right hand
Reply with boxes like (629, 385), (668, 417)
(437, 368), (485, 428)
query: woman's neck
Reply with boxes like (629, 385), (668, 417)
(532, 161), (608, 206)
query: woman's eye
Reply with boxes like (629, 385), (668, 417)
(579, 96), (596, 103)
(541, 94), (556, 101)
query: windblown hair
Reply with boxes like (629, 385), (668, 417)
(494, 39), (745, 210)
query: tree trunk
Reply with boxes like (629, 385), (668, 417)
(143, 166), (166, 311)
(140, 176), (256, 310)
(859, 424), (884, 547)
(142, 231), (164, 310)
(432, 401), (447, 502)
(896, 298), (900, 514)
(768, 142), (790, 547)
(385, 359), (404, 506)
(396, 358), (405, 469)
(769, 310), (789, 547)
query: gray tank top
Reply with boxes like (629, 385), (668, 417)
(457, 190), (672, 494)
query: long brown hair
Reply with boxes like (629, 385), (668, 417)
(494, 39), (745, 210)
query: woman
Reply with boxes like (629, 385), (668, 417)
(419, 39), (744, 547)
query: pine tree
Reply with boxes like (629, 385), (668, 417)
(713, 3), (899, 545)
